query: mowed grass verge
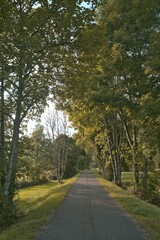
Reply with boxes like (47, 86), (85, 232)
(93, 170), (160, 240)
(0, 175), (79, 240)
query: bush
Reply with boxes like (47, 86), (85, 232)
(0, 185), (23, 230)
(138, 173), (160, 206)
(0, 200), (23, 230)
(104, 162), (114, 181)
(64, 164), (78, 179)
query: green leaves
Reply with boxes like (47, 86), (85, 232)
(0, 0), (100, 211)
(52, 0), (160, 191)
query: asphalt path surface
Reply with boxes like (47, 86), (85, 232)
(37, 170), (147, 240)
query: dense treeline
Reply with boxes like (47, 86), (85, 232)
(0, 0), (160, 228)
(0, 0), (98, 225)
(54, 0), (160, 204)
(0, 122), (90, 227)
(17, 124), (89, 187)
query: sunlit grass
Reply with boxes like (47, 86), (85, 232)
(0, 175), (79, 240)
(121, 171), (134, 183)
(92, 170), (160, 240)
(121, 171), (160, 191)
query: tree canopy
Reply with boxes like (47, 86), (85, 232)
(0, 0), (100, 216)
(54, 0), (160, 197)
(0, 0), (160, 226)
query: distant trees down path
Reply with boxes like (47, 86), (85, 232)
(16, 125), (88, 186)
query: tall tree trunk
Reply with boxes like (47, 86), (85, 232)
(119, 111), (139, 192)
(3, 73), (23, 208)
(114, 151), (122, 186)
(132, 125), (139, 192)
(142, 145), (148, 192)
(3, 99), (22, 208)
(106, 128), (116, 183)
(114, 118), (122, 186)
(105, 116), (122, 186)
(0, 65), (5, 174)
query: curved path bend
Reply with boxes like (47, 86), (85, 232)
(37, 170), (147, 240)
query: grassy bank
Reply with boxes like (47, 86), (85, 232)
(0, 175), (79, 240)
(93, 170), (160, 240)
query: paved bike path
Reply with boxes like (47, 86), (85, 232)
(37, 170), (147, 240)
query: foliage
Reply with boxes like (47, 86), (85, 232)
(53, 0), (160, 198)
(64, 137), (88, 178)
(52, 134), (91, 181)
(0, 0), (160, 227)
(17, 127), (88, 185)
(17, 125), (53, 185)
(52, 134), (68, 183)
(138, 173), (160, 206)
(0, 200), (22, 229)
(0, 0), (99, 212)
(121, 171), (160, 206)
(103, 161), (113, 181)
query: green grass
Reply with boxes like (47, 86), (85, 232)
(92, 170), (160, 240)
(121, 172), (134, 183)
(121, 171), (160, 190)
(0, 175), (79, 240)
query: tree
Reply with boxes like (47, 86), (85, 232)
(0, 0), (100, 213)
(52, 134), (91, 181)
(96, 0), (160, 192)
(29, 124), (53, 182)
(52, 134), (68, 183)
(17, 125), (54, 185)
(1, 0), (52, 209)
(65, 137), (91, 178)
(43, 103), (69, 142)
(0, 65), (5, 181)
(53, 0), (160, 198)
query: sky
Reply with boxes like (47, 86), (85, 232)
(27, 101), (75, 136)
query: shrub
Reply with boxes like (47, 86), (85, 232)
(0, 189), (23, 230)
(104, 162), (114, 181)
(138, 173), (160, 206)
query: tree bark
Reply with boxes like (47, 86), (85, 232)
(142, 145), (148, 191)
(3, 99), (22, 208)
(0, 65), (5, 172)
(119, 111), (139, 192)
(54, 135), (68, 184)
(3, 69), (24, 208)
(107, 137), (117, 183)
(105, 116), (122, 186)
(132, 125), (139, 192)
